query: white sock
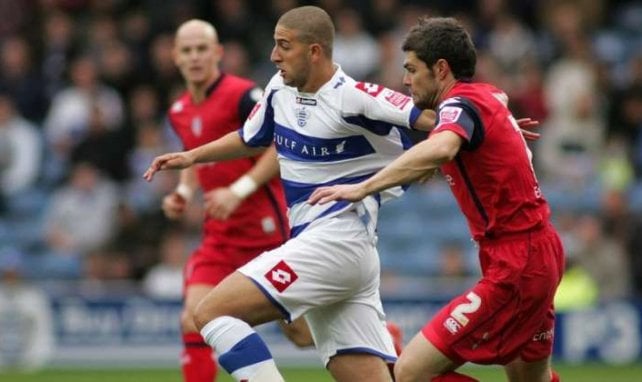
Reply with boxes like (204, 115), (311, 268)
(200, 316), (284, 382)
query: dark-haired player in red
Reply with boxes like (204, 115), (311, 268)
(163, 19), (311, 382)
(309, 17), (564, 382)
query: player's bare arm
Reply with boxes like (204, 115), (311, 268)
(413, 109), (436, 131)
(143, 130), (267, 181)
(309, 130), (463, 205)
(205, 145), (280, 220)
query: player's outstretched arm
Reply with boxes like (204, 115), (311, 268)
(309, 130), (462, 205)
(143, 131), (266, 181)
(413, 109), (436, 131)
(204, 145), (280, 220)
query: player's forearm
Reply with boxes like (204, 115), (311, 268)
(245, 145), (280, 187)
(229, 145), (279, 199)
(190, 131), (266, 163)
(413, 109), (436, 131)
(175, 167), (198, 201)
(362, 134), (457, 195)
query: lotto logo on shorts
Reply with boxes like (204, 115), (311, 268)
(265, 260), (298, 292)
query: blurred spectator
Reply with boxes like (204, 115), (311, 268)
(0, 35), (50, 122)
(0, 91), (43, 200)
(43, 54), (125, 182)
(124, 121), (178, 214)
(70, 101), (131, 182)
(142, 228), (188, 300)
(569, 213), (631, 301)
(41, 162), (119, 278)
(40, 11), (77, 99)
(537, 30), (605, 185)
(0, 246), (54, 370)
(333, 8), (380, 79)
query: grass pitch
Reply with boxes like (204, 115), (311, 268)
(1, 363), (641, 381)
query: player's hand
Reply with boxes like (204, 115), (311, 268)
(143, 152), (195, 181)
(308, 184), (368, 205)
(162, 192), (187, 220)
(517, 118), (540, 141)
(204, 187), (242, 220)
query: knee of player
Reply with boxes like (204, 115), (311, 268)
(179, 309), (199, 332)
(193, 302), (217, 331)
(394, 357), (433, 382)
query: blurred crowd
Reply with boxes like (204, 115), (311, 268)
(1, 0), (642, 304)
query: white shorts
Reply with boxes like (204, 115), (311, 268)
(238, 210), (397, 365)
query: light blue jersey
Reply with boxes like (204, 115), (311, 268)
(240, 66), (422, 237)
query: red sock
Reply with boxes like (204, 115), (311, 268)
(551, 370), (560, 382)
(181, 332), (217, 382)
(432, 371), (479, 381)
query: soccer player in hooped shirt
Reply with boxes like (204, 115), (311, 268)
(145, 6), (435, 382)
(309, 17), (564, 382)
(164, 20), (311, 382)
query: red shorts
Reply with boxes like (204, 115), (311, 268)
(183, 244), (277, 292)
(423, 225), (565, 365)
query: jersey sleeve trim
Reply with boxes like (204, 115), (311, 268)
(240, 89), (277, 147)
(238, 86), (261, 121)
(408, 106), (422, 128)
(434, 97), (484, 150)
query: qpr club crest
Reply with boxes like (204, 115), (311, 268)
(295, 107), (310, 127)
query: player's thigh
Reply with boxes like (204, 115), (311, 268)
(307, 301), (396, 368)
(394, 331), (458, 382)
(193, 271), (284, 328)
(504, 356), (551, 382)
(181, 284), (214, 332)
(238, 213), (379, 321)
(328, 353), (393, 382)
(278, 317), (314, 348)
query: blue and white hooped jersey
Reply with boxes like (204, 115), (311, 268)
(239, 66), (422, 237)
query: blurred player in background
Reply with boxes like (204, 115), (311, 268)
(146, 6), (435, 382)
(309, 16), (563, 382)
(164, 19), (310, 382)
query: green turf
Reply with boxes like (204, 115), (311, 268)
(1, 363), (641, 381)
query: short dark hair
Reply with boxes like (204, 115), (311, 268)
(402, 17), (476, 80)
(278, 6), (335, 58)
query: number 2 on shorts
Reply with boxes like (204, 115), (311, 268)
(451, 292), (481, 326)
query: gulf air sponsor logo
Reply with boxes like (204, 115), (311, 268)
(355, 81), (384, 97)
(265, 260), (298, 292)
(274, 133), (346, 158)
(383, 89), (411, 109)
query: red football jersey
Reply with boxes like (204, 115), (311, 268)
(431, 81), (550, 240)
(168, 73), (289, 248)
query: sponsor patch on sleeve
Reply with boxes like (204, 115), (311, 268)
(355, 81), (384, 97)
(383, 89), (411, 109)
(438, 106), (463, 124)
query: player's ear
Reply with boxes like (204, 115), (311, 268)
(309, 43), (323, 62)
(435, 58), (450, 80)
(214, 43), (224, 60)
